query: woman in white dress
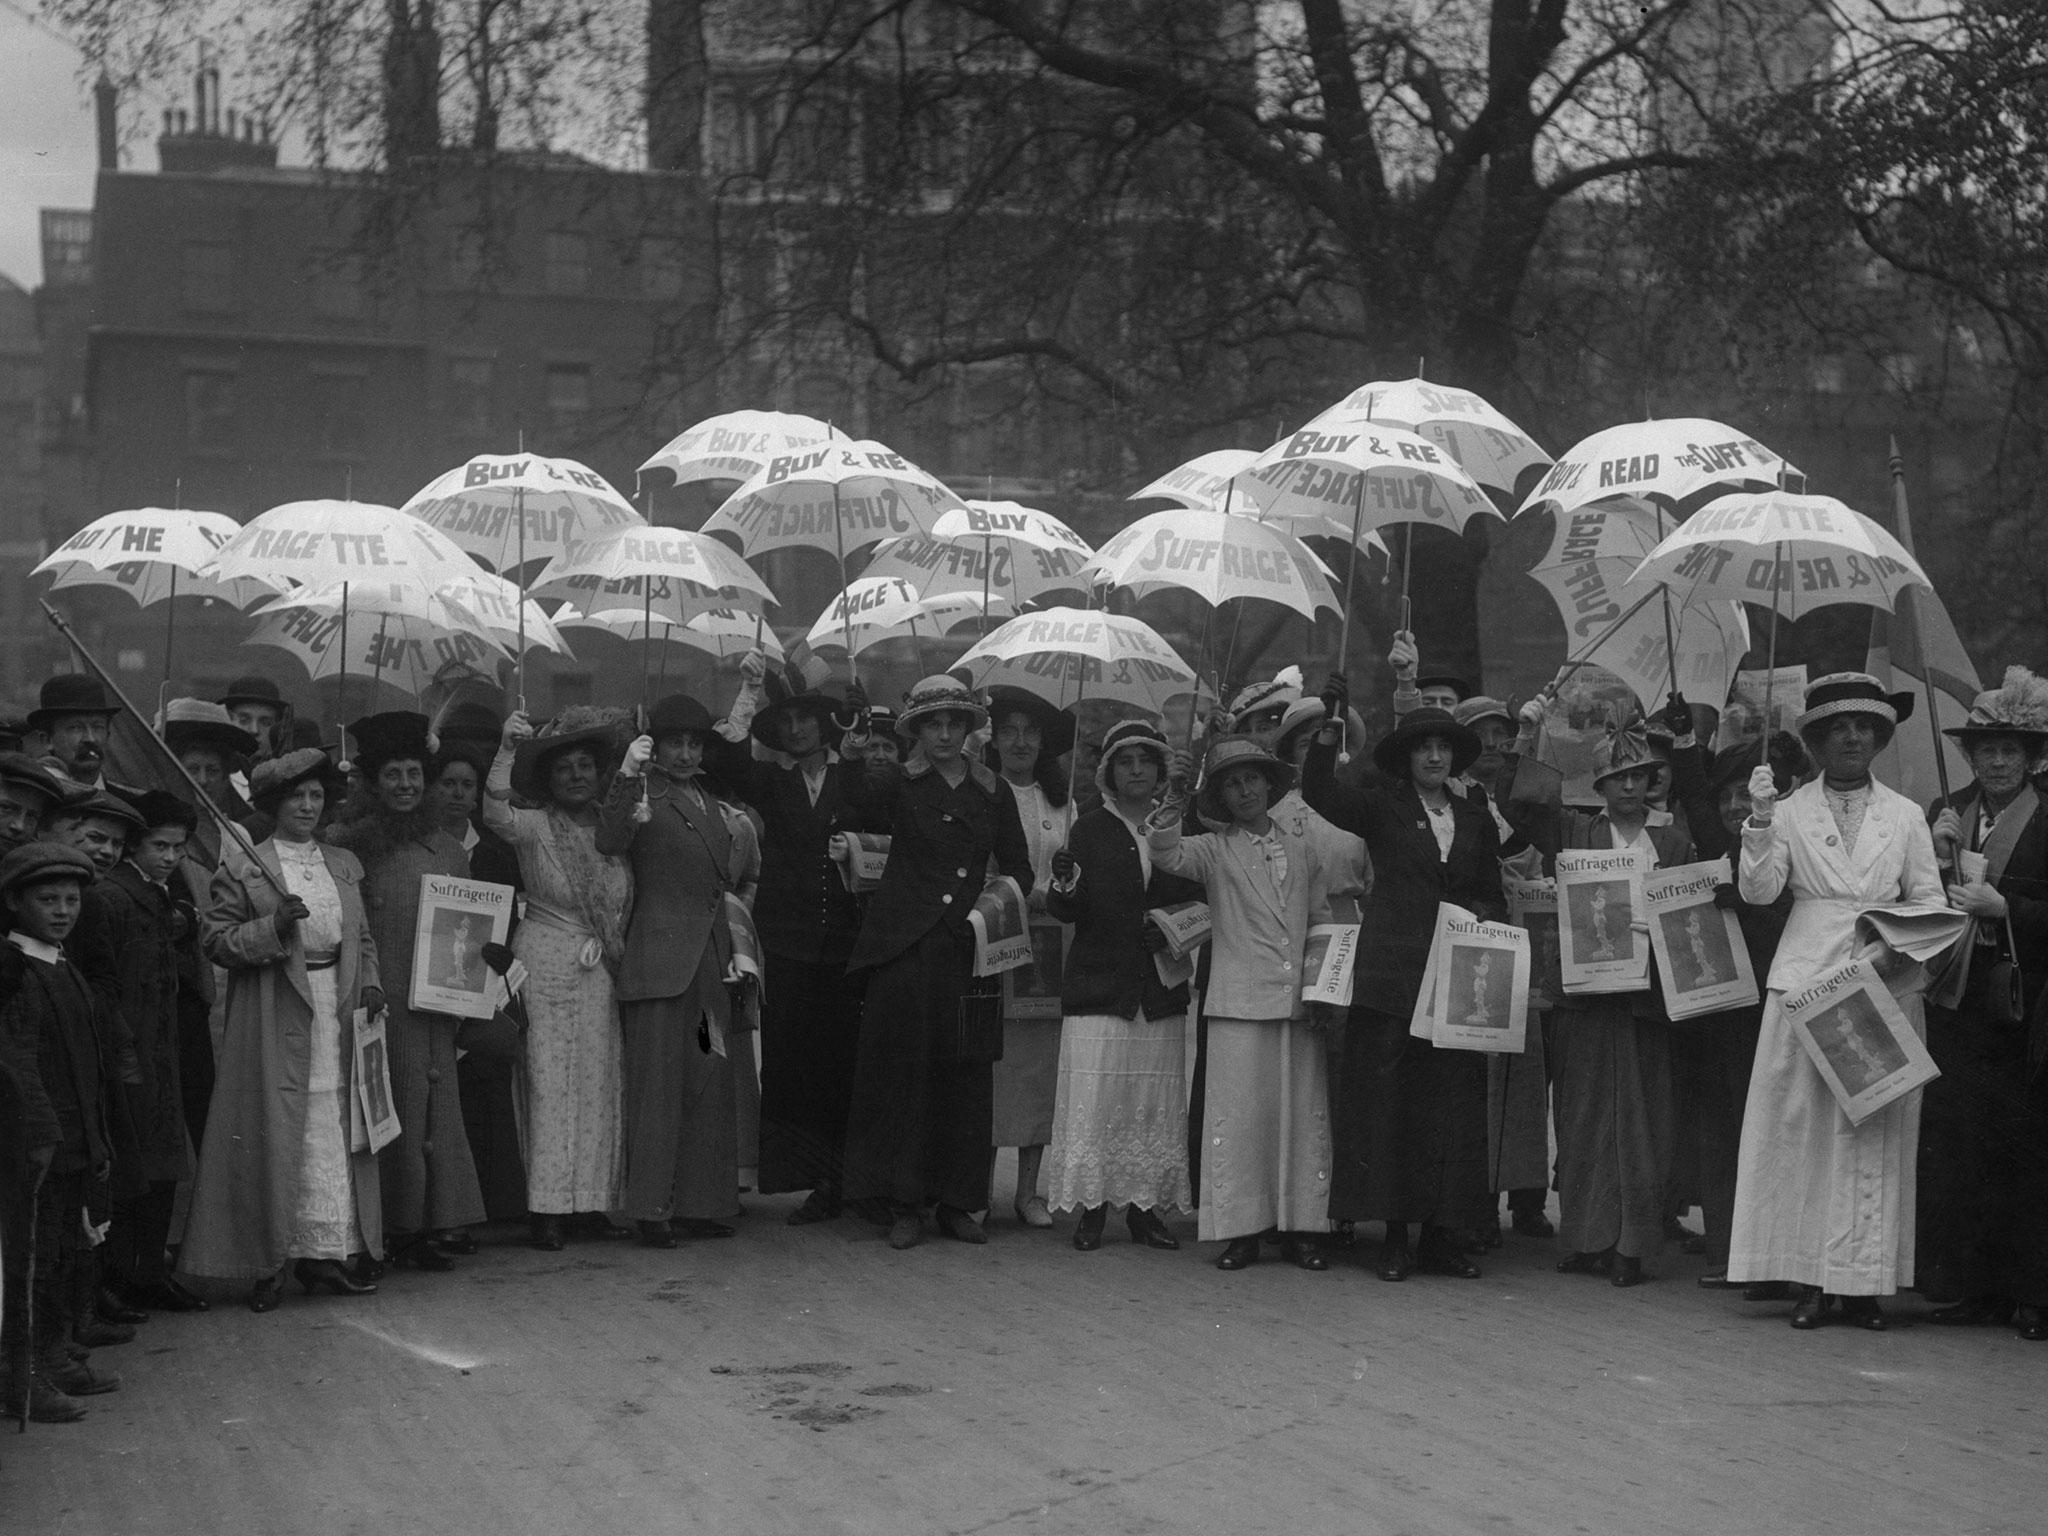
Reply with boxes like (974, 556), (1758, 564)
(486, 710), (632, 1251)
(1729, 674), (1948, 1330)
(984, 688), (1077, 1228)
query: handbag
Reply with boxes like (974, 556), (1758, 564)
(949, 974), (1007, 1064)
(456, 942), (528, 1061)
(1986, 914), (2025, 1026)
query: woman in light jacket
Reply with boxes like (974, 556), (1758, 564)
(1729, 674), (1948, 1331)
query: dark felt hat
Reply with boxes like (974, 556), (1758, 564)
(248, 746), (346, 811)
(647, 694), (715, 741)
(749, 671), (845, 750)
(348, 711), (433, 774)
(218, 675), (287, 711)
(1372, 707), (1481, 779)
(0, 841), (96, 895)
(436, 701), (506, 751)
(122, 788), (199, 834)
(1414, 672), (1474, 702)
(984, 686), (1077, 759)
(27, 674), (120, 731)
(0, 718), (25, 754)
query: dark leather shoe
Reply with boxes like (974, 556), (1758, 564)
(786, 1191), (842, 1226)
(294, 1258), (376, 1296)
(1610, 1256), (1646, 1288)
(433, 1229), (479, 1255)
(71, 1320), (135, 1347)
(676, 1218), (735, 1240)
(126, 1279), (210, 1313)
(1744, 1281), (1799, 1302)
(1510, 1210), (1555, 1238)
(4, 1375), (87, 1422)
(97, 1289), (149, 1325)
(1073, 1206), (1107, 1252)
(529, 1215), (566, 1251)
(1124, 1207), (1179, 1250)
(1789, 1289), (1833, 1330)
(46, 1357), (121, 1396)
(886, 1213), (924, 1250)
(1696, 1270), (1744, 1290)
(246, 1277), (283, 1314)
(1215, 1237), (1260, 1271)
(354, 1254), (387, 1285)
(1417, 1242), (1482, 1279)
(1926, 1297), (2003, 1325)
(2014, 1305), (2048, 1342)
(1280, 1235), (1330, 1272)
(636, 1221), (678, 1249)
(391, 1236), (455, 1271)
(1377, 1243), (1413, 1282)
(1840, 1297), (1888, 1331)
(935, 1206), (987, 1245)
(1557, 1250), (1614, 1276)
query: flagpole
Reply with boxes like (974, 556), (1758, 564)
(1889, 435), (1951, 804)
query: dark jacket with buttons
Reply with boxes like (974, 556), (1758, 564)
(843, 756), (1032, 974)
(596, 768), (735, 1011)
(1045, 805), (1202, 1020)
(708, 740), (865, 965)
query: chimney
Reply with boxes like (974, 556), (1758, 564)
(94, 75), (118, 171)
(157, 66), (280, 174)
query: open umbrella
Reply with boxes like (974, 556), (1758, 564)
(953, 607), (1198, 720)
(869, 499), (1093, 627)
(1518, 419), (1799, 520)
(1082, 509), (1340, 623)
(249, 584), (510, 702)
(804, 578), (1010, 662)
(557, 606), (788, 664)
(203, 499), (482, 595)
(401, 453), (643, 576)
(1129, 450), (1262, 512)
(637, 409), (832, 487)
(1306, 377), (1551, 497)
(436, 570), (574, 657)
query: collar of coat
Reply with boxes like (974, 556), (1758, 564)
(903, 756), (1001, 795)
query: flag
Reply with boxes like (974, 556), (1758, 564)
(1867, 585), (1978, 807)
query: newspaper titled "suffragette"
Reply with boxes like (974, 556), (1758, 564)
(1783, 958), (1939, 1125)
(1409, 902), (1532, 1054)
(1642, 857), (1758, 1020)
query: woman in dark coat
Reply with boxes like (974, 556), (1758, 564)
(834, 676), (1032, 1251)
(1920, 667), (2048, 1342)
(1301, 679), (1503, 1281)
(180, 750), (382, 1310)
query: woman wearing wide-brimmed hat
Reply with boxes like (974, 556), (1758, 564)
(833, 676), (1033, 1251)
(1148, 734), (1344, 1272)
(1302, 678), (1504, 1282)
(1546, 718), (1695, 1288)
(982, 686), (1077, 1229)
(486, 708), (633, 1250)
(1727, 673), (1947, 1331)
(1915, 667), (2048, 1341)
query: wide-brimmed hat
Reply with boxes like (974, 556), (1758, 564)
(1943, 665), (2048, 751)
(163, 698), (258, 761)
(218, 675), (288, 712)
(1590, 718), (1662, 789)
(1225, 668), (1304, 726)
(749, 669), (845, 751)
(0, 752), (63, 810)
(348, 711), (433, 775)
(27, 674), (119, 731)
(899, 676), (989, 737)
(1796, 672), (1914, 745)
(1274, 696), (1367, 760)
(0, 841), (96, 895)
(248, 746), (345, 811)
(434, 700), (505, 753)
(985, 686), (1076, 759)
(512, 709), (625, 802)
(1372, 707), (1481, 779)
(1095, 719), (1172, 797)
(1197, 735), (1295, 822)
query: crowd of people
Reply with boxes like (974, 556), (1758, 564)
(1, 635), (2044, 1428)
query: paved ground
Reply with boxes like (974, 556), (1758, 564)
(3, 1192), (2040, 1535)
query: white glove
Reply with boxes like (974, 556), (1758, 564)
(620, 733), (654, 777)
(501, 710), (535, 747)
(738, 649), (768, 685)
(1746, 764), (1778, 825)
(1387, 630), (1418, 678)
(1517, 696), (1546, 731)
(828, 833), (851, 863)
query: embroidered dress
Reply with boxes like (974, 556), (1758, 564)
(275, 838), (363, 1259)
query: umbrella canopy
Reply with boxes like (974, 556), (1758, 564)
(864, 533), (1091, 610)
(401, 453), (643, 576)
(1305, 377), (1550, 496)
(1624, 491), (1933, 620)
(249, 588), (511, 697)
(1519, 419), (1799, 519)
(803, 578), (1009, 658)
(638, 409), (833, 487)
(530, 524), (777, 614)
(435, 571), (574, 656)
(37, 507), (271, 607)
(1235, 422), (1498, 545)
(953, 607), (1197, 717)
(557, 606), (788, 663)
(932, 500), (1093, 557)
(1129, 450), (1263, 513)
(1527, 496), (1672, 644)
(202, 499), (482, 596)
(703, 439), (967, 560)
(1082, 509), (1340, 622)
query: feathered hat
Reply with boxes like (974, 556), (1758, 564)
(1943, 665), (2048, 752)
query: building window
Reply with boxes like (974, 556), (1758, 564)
(184, 369), (236, 451)
(639, 236), (685, 301)
(182, 241), (236, 313)
(449, 229), (486, 288)
(544, 231), (589, 295)
(545, 363), (591, 435)
(311, 373), (368, 457)
(39, 209), (92, 288)
(448, 357), (493, 441)
(311, 251), (366, 320)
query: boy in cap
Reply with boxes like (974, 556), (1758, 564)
(0, 843), (120, 1422)
(0, 753), (64, 854)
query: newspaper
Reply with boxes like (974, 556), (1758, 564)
(1411, 902), (1531, 1052)
(1556, 848), (1651, 994)
(1721, 664), (1807, 753)
(1301, 894), (1362, 1008)
(409, 875), (516, 1019)
(836, 832), (892, 893)
(1146, 900), (1210, 990)
(1853, 903), (1971, 965)
(1504, 875), (1562, 1011)
(1642, 857), (1759, 1020)
(352, 1006), (400, 1154)
(1783, 958), (1940, 1124)
(970, 876), (1034, 977)
(1004, 920), (1068, 1020)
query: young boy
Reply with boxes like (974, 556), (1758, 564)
(0, 842), (119, 1423)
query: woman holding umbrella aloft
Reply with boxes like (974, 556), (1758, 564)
(983, 687), (1077, 1229)
(1303, 674), (1504, 1282)
(1730, 674), (1947, 1330)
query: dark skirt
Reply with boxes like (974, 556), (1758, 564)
(1918, 988), (2048, 1306)
(1330, 1007), (1492, 1230)
(618, 973), (740, 1223)
(1547, 1002), (1675, 1259)
(757, 953), (864, 1196)
(841, 926), (994, 1212)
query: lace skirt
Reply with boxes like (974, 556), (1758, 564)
(1045, 1009), (1191, 1213)
(290, 967), (364, 1259)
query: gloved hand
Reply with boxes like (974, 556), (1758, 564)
(501, 710), (535, 748)
(738, 649), (768, 686)
(1517, 696), (1546, 732)
(828, 833), (852, 863)
(1050, 846), (1078, 883)
(273, 895), (310, 937)
(620, 733), (654, 778)
(1662, 692), (1693, 740)
(1746, 764), (1778, 826)
(1712, 884), (1742, 911)
(1320, 671), (1349, 721)
(360, 986), (386, 1017)
(1387, 629), (1418, 679)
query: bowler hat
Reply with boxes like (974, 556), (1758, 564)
(27, 674), (119, 731)
(1415, 672), (1474, 702)
(1372, 707), (1481, 780)
(218, 675), (287, 712)
(0, 841), (96, 895)
(647, 694), (715, 741)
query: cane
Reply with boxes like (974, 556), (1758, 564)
(15, 1180), (38, 1431)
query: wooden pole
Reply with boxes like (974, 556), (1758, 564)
(1888, 435), (1951, 803)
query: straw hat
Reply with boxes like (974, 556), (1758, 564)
(897, 676), (989, 737)
(1795, 672), (1913, 749)
(1196, 735), (1294, 822)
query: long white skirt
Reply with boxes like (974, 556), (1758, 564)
(1045, 1009), (1190, 1213)
(514, 921), (624, 1214)
(1197, 1017), (1331, 1242)
(290, 967), (364, 1260)
(1726, 990), (1921, 1296)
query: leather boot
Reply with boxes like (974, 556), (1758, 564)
(1073, 1205), (1108, 1251)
